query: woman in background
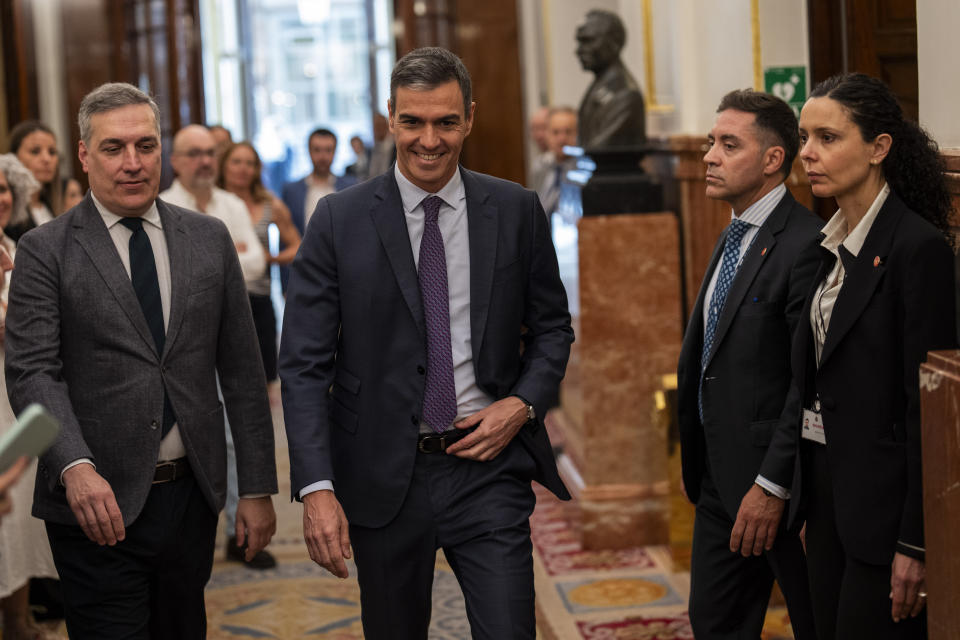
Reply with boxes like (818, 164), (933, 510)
(794, 72), (955, 640)
(7, 121), (66, 240)
(218, 141), (301, 382)
(0, 153), (61, 640)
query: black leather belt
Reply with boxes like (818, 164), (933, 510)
(417, 429), (472, 454)
(153, 458), (191, 484)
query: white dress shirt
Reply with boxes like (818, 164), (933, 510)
(160, 180), (266, 286)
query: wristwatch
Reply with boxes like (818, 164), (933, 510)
(524, 401), (536, 423)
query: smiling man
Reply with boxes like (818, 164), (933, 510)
(279, 47), (574, 639)
(676, 89), (820, 639)
(5, 83), (277, 638)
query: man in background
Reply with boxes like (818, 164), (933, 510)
(160, 124), (277, 570)
(281, 128), (356, 237)
(536, 106), (578, 221)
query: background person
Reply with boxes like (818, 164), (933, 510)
(0, 153), (61, 640)
(6, 121), (64, 240)
(793, 72), (956, 640)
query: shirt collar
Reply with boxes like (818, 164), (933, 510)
(394, 164), (465, 214)
(820, 183), (890, 258)
(91, 191), (161, 230)
(730, 182), (786, 228)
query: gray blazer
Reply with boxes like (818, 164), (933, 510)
(5, 194), (278, 527)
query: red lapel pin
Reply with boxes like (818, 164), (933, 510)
(873, 256), (881, 267)
(760, 247), (767, 257)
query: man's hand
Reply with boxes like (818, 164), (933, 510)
(62, 463), (125, 545)
(302, 490), (351, 578)
(729, 484), (784, 557)
(445, 396), (528, 461)
(0, 456), (30, 524)
(235, 496), (277, 562)
(890, 552), (926, 622)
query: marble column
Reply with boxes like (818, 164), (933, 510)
(551, 212), (683, 549)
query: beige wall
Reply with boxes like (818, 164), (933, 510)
(918, 0), (960, 149)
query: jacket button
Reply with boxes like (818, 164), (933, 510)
(821, 396), (836, 411)
(417, 365), (425, 375)
(410, 415), (418, 425)
(150, 420), (158, 430)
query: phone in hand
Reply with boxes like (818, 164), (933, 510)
(0, 404), (60, 473)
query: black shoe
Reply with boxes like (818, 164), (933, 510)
(225, 536), (277, 570)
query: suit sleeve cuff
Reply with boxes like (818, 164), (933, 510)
(298, 480), (334, 499)
(239, 493), (272, 499)
(60, 458), (95, 486)
(896, 540), (925, 561)
(755, 475), (791, 500)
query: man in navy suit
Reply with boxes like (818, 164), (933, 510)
(676, 89), (820, 639)
(280, 127), (356, 237)
(279, 47), (573, 639)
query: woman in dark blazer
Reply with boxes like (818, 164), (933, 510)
(794, 73), (956, 640)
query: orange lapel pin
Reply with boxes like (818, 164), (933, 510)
(873, 256), (881, 267)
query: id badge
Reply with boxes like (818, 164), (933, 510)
(801, 408), (826, 444)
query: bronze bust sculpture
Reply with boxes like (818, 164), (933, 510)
(575, 10), (646, 148)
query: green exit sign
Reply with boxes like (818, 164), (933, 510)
(764, 66), (807, 117)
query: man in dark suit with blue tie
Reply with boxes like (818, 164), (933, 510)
(676, 90), (820, 639)
(279, 47), (574, 639)
(6, 83), (278, 638)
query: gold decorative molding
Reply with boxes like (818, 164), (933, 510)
(641, 0), (674, 113)
(752, 0), (762, 90)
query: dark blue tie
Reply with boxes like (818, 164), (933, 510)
(119, 217), (175, 436)
(699, 218), (751, 419)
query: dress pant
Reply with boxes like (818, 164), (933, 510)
(248, 293), (277, 382)
(803, 441), (927, 640)
(689, 468), (817, 640)
(349, 437), (538, 640)
(45, 474), (217, 640)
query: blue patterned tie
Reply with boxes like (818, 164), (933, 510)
(418, 196), (458, 433)
(699, 219), (751, 418)
(119, 217), (175, 436)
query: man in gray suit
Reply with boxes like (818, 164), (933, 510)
(5, 82), (278, 639)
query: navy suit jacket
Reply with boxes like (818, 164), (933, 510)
(279, 168), (574, 528)
(787, 191), (956, 564)
(281, 174), (358, 237)
(677, 190), (822, 519)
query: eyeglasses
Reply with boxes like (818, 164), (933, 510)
(180, 148), (216, 159)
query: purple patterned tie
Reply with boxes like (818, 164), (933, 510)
(418, 196), (458, 433)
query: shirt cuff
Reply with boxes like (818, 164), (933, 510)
(298, 480), (334, 499)
(60, 458), (96, 486)
(755, 475), (790, 500)
(896, 540), (925, 561)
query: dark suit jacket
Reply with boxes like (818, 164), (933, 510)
(787, 191), (956, 564)
(5, 195), (278, 527)
(281, 174), (358, 237)
(279, 168), (574, 528)
(678, 190), (822, 519)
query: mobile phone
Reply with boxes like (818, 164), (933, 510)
(0, 404), (60, 473)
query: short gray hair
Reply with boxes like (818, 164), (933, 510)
(390, 47), (472, 117)
(78, 83), (161, 145)
(0, 153), (41, 228)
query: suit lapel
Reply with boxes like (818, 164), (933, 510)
(705, 196), (793, 364)
(818, 195), (902, 366)
(461, 169), (498, 360)
(369, 173), (425, 336)
(71, 198), (158, 357)
(159, 201), (191, 359)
